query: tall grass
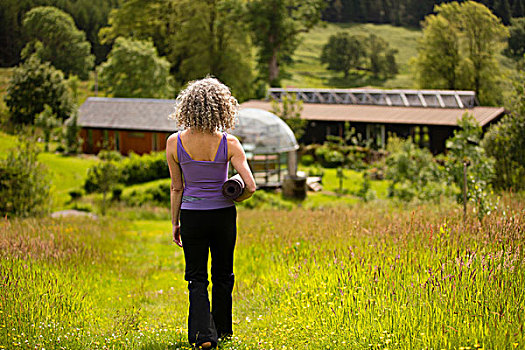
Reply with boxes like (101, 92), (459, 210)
(1, 194), (524, 349)
(236, 196), (525, 348)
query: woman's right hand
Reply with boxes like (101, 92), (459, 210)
(172, 224), (182, 247)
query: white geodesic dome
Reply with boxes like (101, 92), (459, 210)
(232, 108), (299, 155)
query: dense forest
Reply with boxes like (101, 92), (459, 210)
(0, 0), (118, 67)
(1, 0), (523, 68)
(322, 0), (524, 26)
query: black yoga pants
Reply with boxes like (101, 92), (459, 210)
(180, 205), (237, 347)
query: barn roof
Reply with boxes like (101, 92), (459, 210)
(78, 95), (505, 132)
(240, 100), (505, 127)
(78, 97), (178, 132)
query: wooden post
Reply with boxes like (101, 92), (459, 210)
(287, 151), (297, 177)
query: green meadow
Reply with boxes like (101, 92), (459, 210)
(1, 128), (525, 349)
(2, 196), (524, 349)
(1, 20), (524, 350)
(282, 23), (422, 89)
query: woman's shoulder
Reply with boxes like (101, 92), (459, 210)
(167, 131), (185, 144)
(226, 134), (241, 147)
(226, 133), (239, 142)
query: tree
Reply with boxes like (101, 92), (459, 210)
(513, 0), (525, 17)
(0, 0), (118, 67)
(493, 0), (512, 25)
(414, 1), (509, 105)
(34, 105), (62, 152)
(445, 113), (496, 220)
(505, 17), (525, 67)
(100, 0), (255, 100)
(367, 34), (398, 79)
(99, 0), (178, 59)
(414, 14), (463, 90)
(320, 32), (366, 78)
(271, 92), (307, 141)
(0, 136), (51, 218)
(63, 112), (82, 154)
(320, 32), (398, 79)
(99, 37), (173, 98)
(482, 70), (525, 190)
(65, 0), (119, 65)
(168, 0), (255, 101)
(4, 55), (75, 124)
(247, 0), (325, 86)
(22, 6), (94, 79)
(84, 150), (121, 216)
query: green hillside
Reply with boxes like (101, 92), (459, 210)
(282, 22), (422, 89)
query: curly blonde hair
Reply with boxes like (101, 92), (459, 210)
(168, 77), (239, 133)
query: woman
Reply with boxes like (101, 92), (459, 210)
(166, 77), (256, 349)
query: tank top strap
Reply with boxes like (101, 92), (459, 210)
(177, 132), (190, 162)
(216, 132), (228, 162)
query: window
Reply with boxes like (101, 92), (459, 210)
(366, 124), (386, 149)
(115, 131), (120, 151)
(413, 126), (430, 148)
(152, 133), (158, 151)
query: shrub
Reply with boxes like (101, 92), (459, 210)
(300, 154), (315, 166)
(122, 182), (171, 208)
(445, 113), (497, 220)
(314, 145), (345, 168)
(84, 151), (170, 196)
(68, 189), (83, 201)
(481, 71), (525, 191)
(0, 137), (51, 217)
(384, 136), (455, 202)
(120, 151), (169, 185)
(111, 185), (124, 202)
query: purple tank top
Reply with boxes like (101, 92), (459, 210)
(177, 132), (235, 210)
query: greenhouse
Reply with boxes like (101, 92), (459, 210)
(232, 108), (299, 187)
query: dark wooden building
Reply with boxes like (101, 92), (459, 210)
(241, 88), (505, 154)
(78, 97), (177, 155)
(78, 89), (505, 156)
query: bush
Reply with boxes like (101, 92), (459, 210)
(70, 202), (93, 212)
(482, 113), (525, 191)
(111, 185), (124, 202)
(0, 137), (51, 217)
(481, 71), (525, 191)
(84, 151), (170, 195)
(445, 113), (497, 220)
(120, 151), (169, 185)
(300, 154), (315, 166)
(384, 136), (456, 202)
(122, 182), (171, 208)
(68, 189), (83, 201)
(315, 145), (345, 168)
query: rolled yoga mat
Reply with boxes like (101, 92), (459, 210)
(222, 174), (245, 200)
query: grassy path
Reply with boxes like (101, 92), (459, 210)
(2, 195), (525, 349)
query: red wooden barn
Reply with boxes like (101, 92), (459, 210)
(78, 97), (178, 155)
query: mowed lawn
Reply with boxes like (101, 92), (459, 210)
(1, 195), (524, 349)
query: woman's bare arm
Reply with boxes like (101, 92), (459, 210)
(228, 135), (256, 202)
(166, 134), (184, 246)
